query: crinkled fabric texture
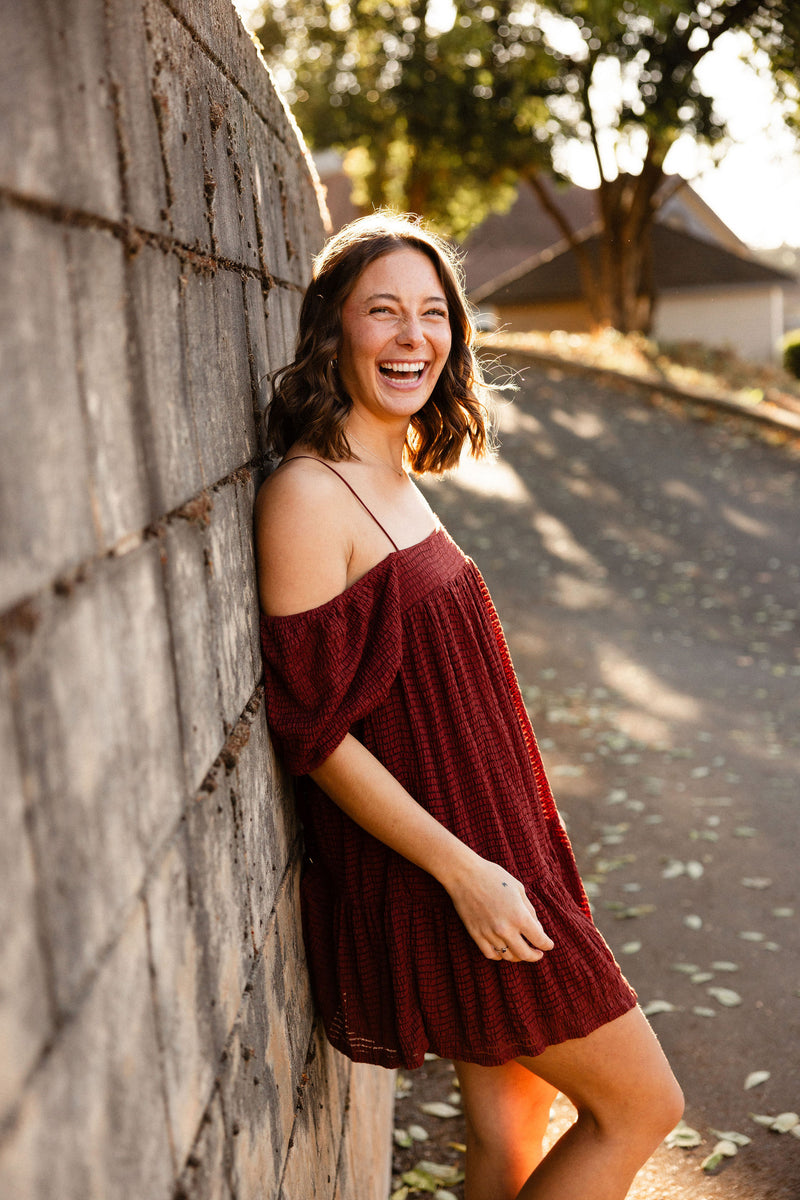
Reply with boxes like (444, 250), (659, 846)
(260, 529), (636, 1069)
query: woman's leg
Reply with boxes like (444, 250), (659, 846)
(514, 1005), (684, 1200)
(454, 1058), (558, 1200)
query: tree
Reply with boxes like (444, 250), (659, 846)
(254, 0), (800, 332)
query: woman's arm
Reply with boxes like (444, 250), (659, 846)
(312, 734), (554, 964)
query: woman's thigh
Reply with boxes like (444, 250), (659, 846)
(515, 1005), (683, 1135)
(454, 1058), (558, 1150)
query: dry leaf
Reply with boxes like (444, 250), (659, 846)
(394, 1128), (413, 1148)
(642, 999), (678, 1016)
(749, 1113), (777, 1128)
(665, 1120), (703, 1148)
(742, 877), (772, 889)
(408, 1125), (429, 1142)
(701, 1139), (739, 1171)
(684, 915), (703, 930)
(744, 1071), (770, 1090)
(771, 1112), (800, 1133)
(419, 1102), (461, 1119)
(692, 1006), (717, 1017)
(707, 987), (743, 1007)
(711, 1129), (751, 1146)
(711, 961), (739, 972)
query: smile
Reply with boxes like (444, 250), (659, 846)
(378, 360), (428, 381)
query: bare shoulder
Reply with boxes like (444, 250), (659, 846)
(255, 458), (352, 616)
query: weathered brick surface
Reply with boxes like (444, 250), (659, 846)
(0, 662), (51, 1127)
(127, 243), (205, 516)
(0, 208), (97, 610)
(13, 544), (184, 1012)
(0, 3), (391, 1198)
(0, 903), (174, 1200)
(66, 225), (153, 549)
(0, 0), (122, 220)
(183, 270), (257, 486)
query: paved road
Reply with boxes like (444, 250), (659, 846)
(420, 359), (800, 1199)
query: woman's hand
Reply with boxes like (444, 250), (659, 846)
(309, 737), (554, 964)
(443, 857), (555, 963)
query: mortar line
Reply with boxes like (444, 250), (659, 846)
(0, 464), (263, 627)
(157, 0), (304, 156)
(0, 186), (302, 293)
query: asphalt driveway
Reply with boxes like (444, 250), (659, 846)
(412, 357), (800, 1200)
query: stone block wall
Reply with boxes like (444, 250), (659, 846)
(0, 3), (394, 1197)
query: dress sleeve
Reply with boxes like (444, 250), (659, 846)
(259, 562), (402, 775)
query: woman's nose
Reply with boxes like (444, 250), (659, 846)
(397, 315), (425, 346)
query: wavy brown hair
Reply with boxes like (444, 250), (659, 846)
(266, 212), (493, 474)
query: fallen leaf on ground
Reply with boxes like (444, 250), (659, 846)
(419, 1102), (461, 1119)
(770, 1112), (800, 1133)
(701, 1139), (739, 1171)
(642, 999), (678, 1016)
(665, 1120), (703, 1149)
(707, 987), (743, 1007)
(744, 1071), (771, 1090)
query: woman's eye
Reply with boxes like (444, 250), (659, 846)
(426, 308), (448, 318)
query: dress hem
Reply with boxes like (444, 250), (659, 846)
(324, 990), (639, 1071)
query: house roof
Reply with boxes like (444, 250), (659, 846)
(462, 177), (597, 293)
(467, 179), (795, 305)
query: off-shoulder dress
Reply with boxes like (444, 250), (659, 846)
(260, 480), (636, 1070)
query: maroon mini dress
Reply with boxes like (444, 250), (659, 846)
(260, 475), (636, 1070)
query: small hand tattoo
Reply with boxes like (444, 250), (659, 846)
(502, 882), (508, 888)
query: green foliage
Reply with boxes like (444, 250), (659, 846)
(782, 328), (800, 379)
(255, 1), (798, 230)
(253, 1), (800, 327)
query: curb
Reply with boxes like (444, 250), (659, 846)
(483, 343), (800, 438)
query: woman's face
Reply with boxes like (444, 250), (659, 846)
(337, 248), (453, 426)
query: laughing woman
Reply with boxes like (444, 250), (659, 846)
(255, 212), (683, 1200)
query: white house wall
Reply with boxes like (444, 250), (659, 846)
(653, 285), (784, 363)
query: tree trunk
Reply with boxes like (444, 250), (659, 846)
(596, 156), (665, 333)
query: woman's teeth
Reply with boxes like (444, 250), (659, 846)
(379, 361), (426, 380)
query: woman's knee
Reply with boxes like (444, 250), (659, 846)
(518, 1007), (684, 1147)
(456, 1059), (557, 1152)
(577, 1061), (684, 1155)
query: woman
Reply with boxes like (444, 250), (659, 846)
(255, 212), (683, 1200)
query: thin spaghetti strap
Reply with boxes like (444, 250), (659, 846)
(284, 456), (399, 552)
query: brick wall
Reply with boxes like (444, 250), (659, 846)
(0, 3), (394, 1197)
